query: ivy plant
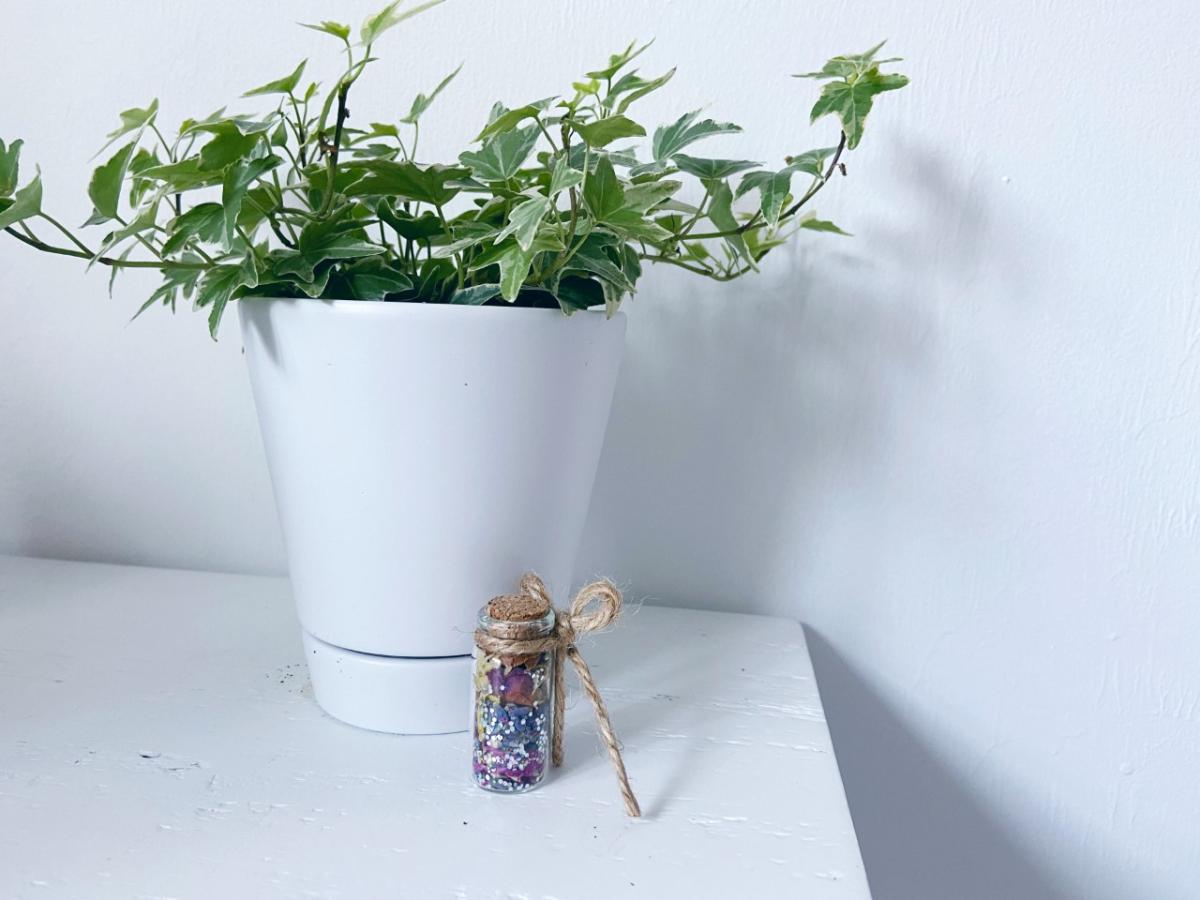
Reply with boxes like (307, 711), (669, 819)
(0, 2), (909, 338)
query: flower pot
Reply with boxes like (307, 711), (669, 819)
(238, 298), (626, 734)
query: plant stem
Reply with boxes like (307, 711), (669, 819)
(38, 214), (94, 256)
(149, 123), (172, 157)
(147, 122), (183, 214)
(639, 252), (746, 280)
(675, 186), (712, 239)
(114, 212), (167, 260)
(778, 130), (848, 220)
(269, 171), (301, 245)
(683, 131), (848, 241)
(289, 95), (309, 167)
(544, 134), (584, 281)
(319, 82), (351, 216)
(433, 204), (464, 289)
(4, 227), (205, 269)
(534, 115), (560, 153)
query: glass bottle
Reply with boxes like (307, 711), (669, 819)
(472, 597), (555, 793)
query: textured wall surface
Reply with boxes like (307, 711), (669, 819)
(2, 2), (1198, 898)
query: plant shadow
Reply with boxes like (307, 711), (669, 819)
(574, 141), (1067, 893)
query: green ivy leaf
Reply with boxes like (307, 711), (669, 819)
(401, 63), (463, 124)
(221, 155), (281, 247)
(133, 259), (203, 320)
(98, 99), (159, 155)
(240, 249), (261, 290)
(585, 40), (653, 81)
(366, 122), (401, 139)
(570, 235), (634, 293)
(601, 208), (672, 244)
(161, 202), (225, 256)
(437, 225), (499, 261)
(651, 111), (742, 161)
(190, 116), (278, 137)
(736, 169), (792, 225)
(627, 159), (674, 178)
(360, 0), (445, 46)
(297, 221), (385, 263)
(273, 250), (319, 283)
(621, 178), (680, 213)
(451, 284), (503, 305)
(595, 207), (672, 243)
(0, 139), (22, 198)
(494, 195), (551, 252)
(317, 235), (389, 260)
(759, 173), (792, 226)
(294, 265), (334, 298)
(582, 155), (625, 222)
(600, 277), (624, 317)
(784, 147), (838, 178)
(295, 216), (373, 251)
(344, 161), (468, 205)
(237, 184), (280, 234)
(799, 217), (851, 235)
(474, 98), (555, 141)
(496, 242), (534, 301)
(798, 46), (909, 150)
(126, 148), (161, 206)
(94, 204), (159, 259)
(458, 125), (540, 181)
(377, 202), (445, 240)
(345, 262), (413, 299)
(243, 59), (308, 98)
(87, 143), (137, 222)
(554, 275), (604, 314)
(794, 42), (900, 81)
(575, 114), (646, 149)
(196, 264), (251, 339)
(0, 170), (41, 230)
(529, 224), (566, 254)
(411, 256), (456, 302)
(300, 20), (351, 42)
(138, 158), (224, 193)
(808, 68), (908, 149)
(671, 154), (760, 181)
(608, 67), (675, 115)
(707, 180), (754, 269)
(548, 156), (584, 195)
(198, 122), (263, 171)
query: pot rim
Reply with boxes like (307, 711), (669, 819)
(238, 296), (624, 322)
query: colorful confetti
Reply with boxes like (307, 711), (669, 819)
(472, 646), (553, 792)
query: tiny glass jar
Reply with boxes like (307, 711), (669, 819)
(472, 599), (555, 793)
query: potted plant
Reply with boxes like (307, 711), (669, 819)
(0, 1), (908, 733)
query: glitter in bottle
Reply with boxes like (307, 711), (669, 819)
(472, 596), (555, 793)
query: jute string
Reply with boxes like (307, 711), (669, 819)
(474, 573), (641, 818)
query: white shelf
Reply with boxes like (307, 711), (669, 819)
(0, 555), (869, 898)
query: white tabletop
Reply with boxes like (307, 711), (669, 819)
(0, 555), (868, 899)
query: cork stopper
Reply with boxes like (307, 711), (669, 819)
(487, 593), (550, 622)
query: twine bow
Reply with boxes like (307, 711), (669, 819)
(474, 573), (641, 817)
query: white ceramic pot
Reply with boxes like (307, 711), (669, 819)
(239, 298), (626, 734)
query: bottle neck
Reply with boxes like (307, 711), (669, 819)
(477, 607), (556, 641)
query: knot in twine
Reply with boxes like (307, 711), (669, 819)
(474, 573), (641, 817)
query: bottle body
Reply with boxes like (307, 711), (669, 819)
(472, 607), (555, 792)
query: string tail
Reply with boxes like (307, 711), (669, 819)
(567, 646), (642, 818)
(552, 645), (566, 767)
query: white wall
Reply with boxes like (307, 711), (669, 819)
(2, 1), (1198, 897)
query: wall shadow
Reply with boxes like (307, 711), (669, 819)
(805, 627), (1072, 900)
(576, 142), (1066, 896)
